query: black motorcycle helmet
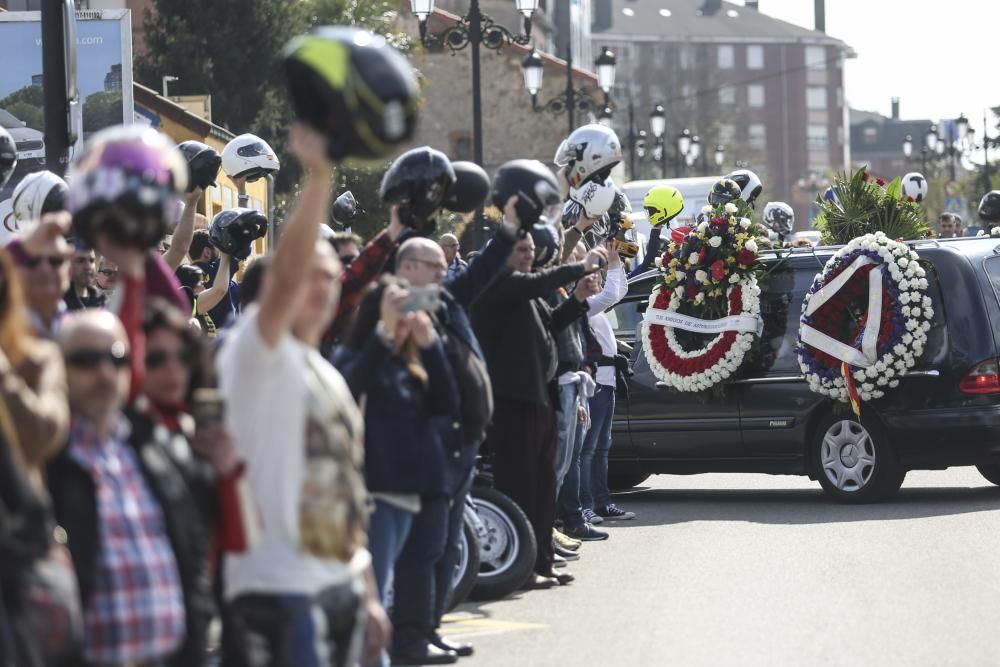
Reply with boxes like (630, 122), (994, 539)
(178, 140), (222, 192)
(209, 208), (268, 260)
(708, 177), (743, 207)
(283, 26), (419, 162)
(0, 126), (15, 188)
(443, 161), (491, 214)
(978, 191), (1000, 223)
(529, 220), (561, 269)
(379, 146), (456, 236)
(491, 159), (561, 232)
(331, 190), (365, 229)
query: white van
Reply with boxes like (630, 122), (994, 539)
(622, 176), (722, 240)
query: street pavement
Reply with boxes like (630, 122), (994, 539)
(442, 467), (1000, 667)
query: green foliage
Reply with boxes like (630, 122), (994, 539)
(814, 170), (930, 245)
(82, 91), (124, 132)
(0, 85), (44, 130)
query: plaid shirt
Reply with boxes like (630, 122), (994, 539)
(68, 415), (186, 665)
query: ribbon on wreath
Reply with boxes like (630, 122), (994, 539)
(643, 308), (764, 336)
(799, 255), (884, 369)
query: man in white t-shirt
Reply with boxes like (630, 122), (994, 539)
(217, 123), (389, 667)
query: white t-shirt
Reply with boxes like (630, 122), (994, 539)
(219, 308), (369, 600)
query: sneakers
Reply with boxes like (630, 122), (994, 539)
(553, 528), (582, 552)
(563, 523), (609, 541)
(581, 509), (604, 525)
(596, 504), (636, 521)
(553, 543), (581, 560)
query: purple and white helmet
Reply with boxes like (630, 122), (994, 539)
(67, 125), (188, 248)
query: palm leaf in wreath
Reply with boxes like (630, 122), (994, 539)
(815, 170), (929, 245)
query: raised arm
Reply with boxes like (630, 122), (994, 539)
(587, 243), (628, 315)
(162, 188), (203, 270)
(196, 252), (232, 312)
(629, 227), (663, 278)
(481, 246), (607, 304)
(446, 201), (520, 307)
(257, 124), (333, 348)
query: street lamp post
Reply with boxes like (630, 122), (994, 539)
(409, 0), (537, 247)
(522, 45), (616, 134)
(676, 128), (692, 178)
(714, 144), (726, 170)
(650, 104), (667, 178)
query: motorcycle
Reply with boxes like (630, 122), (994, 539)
(449, 462), (538, 607)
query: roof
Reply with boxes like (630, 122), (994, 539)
(133, 82), (235, 143)
(426, 8), (598, 85)
(849, 108), (932, 156)
(593, 0), (850, 49)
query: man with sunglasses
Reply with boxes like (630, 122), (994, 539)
(5, 213), (72, 339)
(47, 309), (216, 666)
(96, 257), (118, 299)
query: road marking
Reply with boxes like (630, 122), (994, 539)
(441, 612), (547, 639)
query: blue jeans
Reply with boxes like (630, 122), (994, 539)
(580, 384), (616, 511)
(392, 495), (450, 653)
(557, 419), (588, 530)
(433, 461), (476, 626)
(555, 382), (581, 490)
(368, 499), (415, 607)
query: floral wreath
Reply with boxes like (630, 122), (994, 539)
(795, 232), (932, 408)
(641, 201), (766, 392)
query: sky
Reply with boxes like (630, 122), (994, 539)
(0, 18), (124, 105)
(750, 0), (1000, 126)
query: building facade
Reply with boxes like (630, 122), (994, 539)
(591, 0), (853, 227)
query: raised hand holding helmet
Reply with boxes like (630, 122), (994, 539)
(283, 26), (418, 161)
(12, 171), (68, 225)
(708, 178), (743, 208)
(901, 172), (928, 203)
(491, 159), (561, 235)
(726, 169), (763, 206)
(379, 146), (456, 236)
(569, 178), (616, 219)
(979, 191), (1000, 223)
(331, 190), (365, 229)
(210, 208), (267, 260)
(222, 134), (279, 182)
(178, 140), (222, 191)
(762, 201), (795, 238)
(643, 185), (684, 228)
(442, 161), (491, 213)
(553, 124), (623, 189)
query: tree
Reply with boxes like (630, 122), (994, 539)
(83, 91), (124, 133)
(0, 85), (44, 131)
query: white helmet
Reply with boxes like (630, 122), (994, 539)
(12, 170), (68, 224)
(901, 172), (928, 203)
(221, 133), (279, 182)
(762, 201), (794, 237)
(554, 124), (623, 189)
(569, 178), (617, 220)
(726, 169), (763, 206)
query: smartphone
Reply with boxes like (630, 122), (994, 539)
(191, 388), (225, 430)
(400, 284), (441, 313)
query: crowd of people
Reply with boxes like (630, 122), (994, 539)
(0, 100), (658, 666)
(3, 23), (1000, 667)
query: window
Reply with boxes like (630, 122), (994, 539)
(748, 123), (766, 149)
(863, 126), (877, 145)
(806, 45), (826, 70)
(719, 86), (736, 105)
(718, 123), (735, 145)
(748, 84), (765, 108)
(451, 132), (472, 161)
(744, 266), (814, 374)
(747, 45), (764, 69)
(806, 86), (827, 109)
(653, 45), (667, 67)
(718, 45), (734, 69)
(808, 124), (829, 149)
(679, 45), (694, 70)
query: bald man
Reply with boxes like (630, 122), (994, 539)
(438, 232), (466, 280)
(389, 211), (523, 660)
(47, 309), (214, 665)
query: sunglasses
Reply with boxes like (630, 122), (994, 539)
(24, 255), (67, 269)
(145, 348), (195, 369)
(65, 347), (131, 370)
(99, 268), (118, 277)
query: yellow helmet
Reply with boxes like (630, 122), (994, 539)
(643, 186), (684, 228)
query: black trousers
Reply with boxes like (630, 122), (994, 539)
(484, 397), (558, 575)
